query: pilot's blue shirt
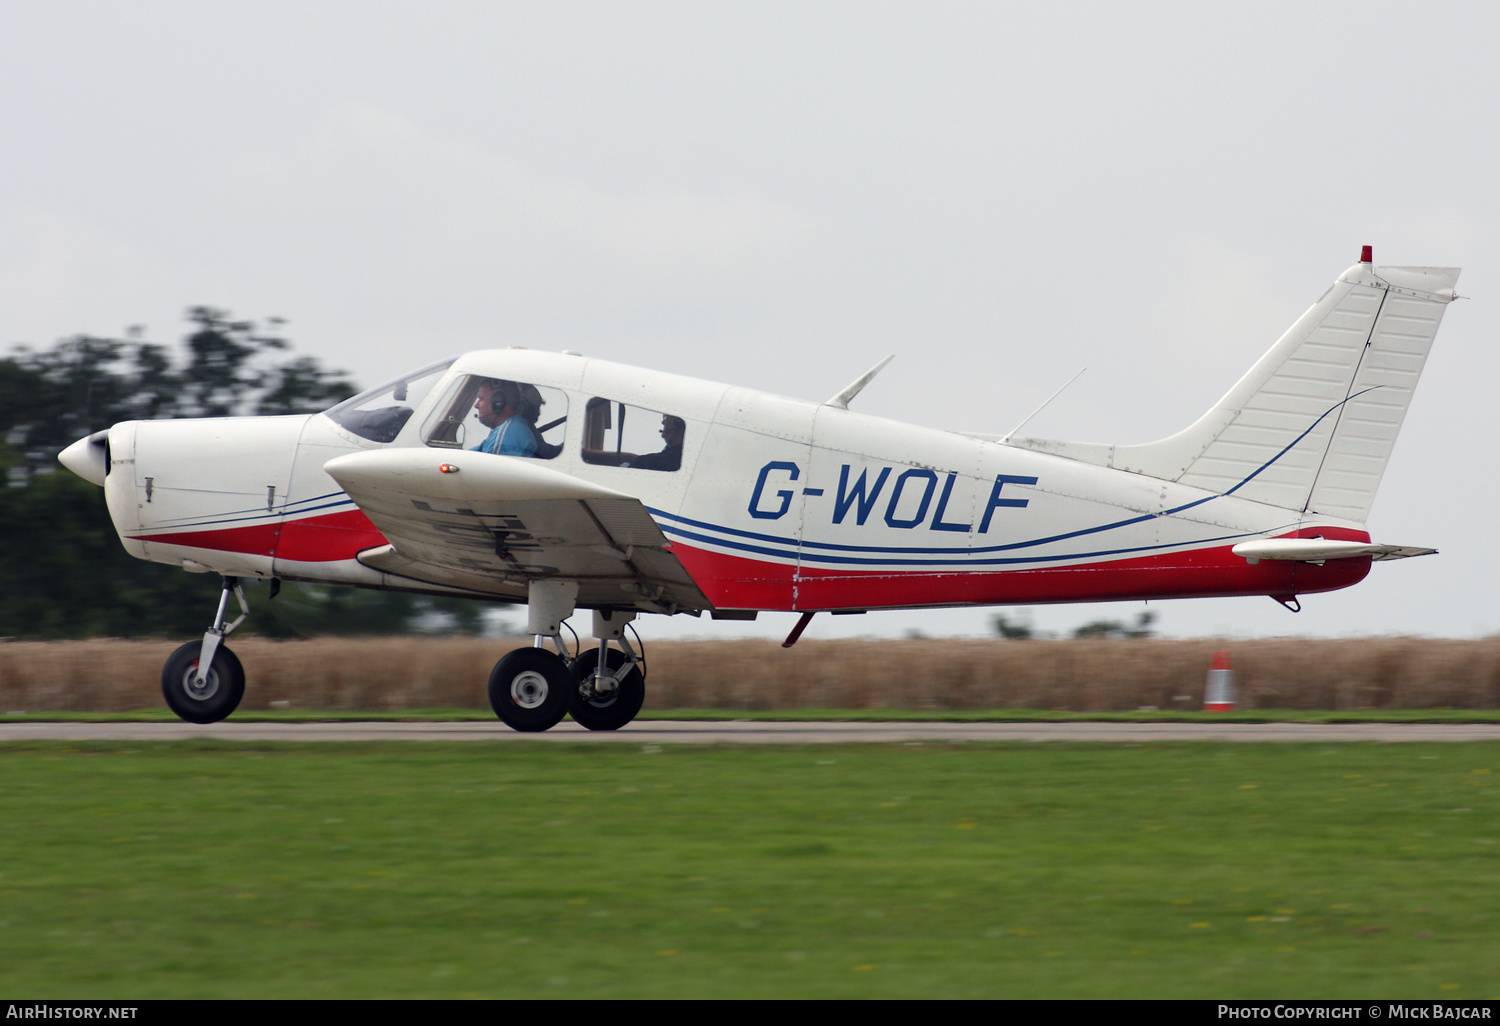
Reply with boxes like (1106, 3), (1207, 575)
(472, 416), (537, 457)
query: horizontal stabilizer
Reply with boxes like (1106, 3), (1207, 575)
(1231, 538), (1436, 563)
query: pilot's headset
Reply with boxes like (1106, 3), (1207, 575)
(489, 380), (521, 412)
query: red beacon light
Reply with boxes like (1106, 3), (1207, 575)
(439, 463), (460, 474)
(1360, 245), (1373, 264)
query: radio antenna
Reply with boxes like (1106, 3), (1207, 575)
(1002, 367), (1087, 442)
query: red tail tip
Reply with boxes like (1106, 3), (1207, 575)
(1360, 245), (1373, 264)
(1210, 650), (1232, 671)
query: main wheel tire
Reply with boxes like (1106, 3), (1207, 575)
(488, 648), (574, 732)
(569, 648), (645, 731)
(161, 641), (245, 724)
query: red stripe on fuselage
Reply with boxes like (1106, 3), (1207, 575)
(129, 509), (387, 563)
(670, 526), (1373, 611)
(277, 510), (387, 562)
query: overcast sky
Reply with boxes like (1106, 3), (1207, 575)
(4, 1), (1496, 642)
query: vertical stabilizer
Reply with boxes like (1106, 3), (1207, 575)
(1300, 267), (1459, 520)
(1012, 254), (1460, 522)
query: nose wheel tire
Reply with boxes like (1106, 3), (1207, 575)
(569, 648), (646, 731)
(488, 648), (573, 732)
(161, 641), (245, 724)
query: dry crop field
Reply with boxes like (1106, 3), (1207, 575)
(3, 636), (1500, 711)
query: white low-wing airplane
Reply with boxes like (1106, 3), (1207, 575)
(59, 248), (1459, 730)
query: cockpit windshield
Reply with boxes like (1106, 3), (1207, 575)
(324, 359), (455, 443)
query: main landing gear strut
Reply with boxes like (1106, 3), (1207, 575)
(160, 576), (249, 724)
(487, 581), (647, 733)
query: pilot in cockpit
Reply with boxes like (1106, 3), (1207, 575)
(472, 379), (544, 457)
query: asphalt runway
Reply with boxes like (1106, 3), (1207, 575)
(3, 720), (1500, 743)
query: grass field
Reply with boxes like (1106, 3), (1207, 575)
(2, 740), (1497, 998)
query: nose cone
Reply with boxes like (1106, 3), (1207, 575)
(59, 430), (109, 486)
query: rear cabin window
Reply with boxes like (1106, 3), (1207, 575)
(581, 398), (685, 472)
(424, 375), (567, 459)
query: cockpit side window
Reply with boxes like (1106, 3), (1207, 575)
(423, 374), (567, 459)
(324, 359), (455, 443)
(582, 398), (685, 472)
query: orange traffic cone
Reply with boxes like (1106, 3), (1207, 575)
(1204, 650), (1236, 711)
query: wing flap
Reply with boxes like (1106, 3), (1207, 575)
(586, 496), (671, 548)
(323, 448), (710, 611)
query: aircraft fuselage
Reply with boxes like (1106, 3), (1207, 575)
(92, 347), (1370, 614)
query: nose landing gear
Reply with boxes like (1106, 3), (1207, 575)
(161, 576), (250, 723)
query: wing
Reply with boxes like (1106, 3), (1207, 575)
(323, 448), (710, 613)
